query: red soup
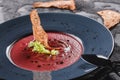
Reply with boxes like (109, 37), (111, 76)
(10, 32), (83, 71)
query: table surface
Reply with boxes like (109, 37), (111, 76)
(0, 0), (120, 80)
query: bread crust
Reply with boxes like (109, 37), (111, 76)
(33, 0), (76, 11)
(97, 10), (120, 28)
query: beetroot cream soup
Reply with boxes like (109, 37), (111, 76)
(10, 32), (83, 71)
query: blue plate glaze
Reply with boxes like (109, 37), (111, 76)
(0, 13), (114, 80)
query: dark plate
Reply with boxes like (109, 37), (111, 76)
(0, 13), (114, 80)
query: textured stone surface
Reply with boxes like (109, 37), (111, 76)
(0, 0), (120, 80)
(115, 34), (120, 47)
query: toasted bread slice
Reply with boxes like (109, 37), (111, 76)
(30, 9), (51, 49)
(97, 10), (120, 28)
(33, 0), (76, 11)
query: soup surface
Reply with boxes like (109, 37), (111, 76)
(10, 32), (83, 71)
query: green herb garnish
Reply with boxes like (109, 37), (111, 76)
(28, 41), (59, 55)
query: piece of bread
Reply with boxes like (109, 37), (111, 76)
(33, 0), (76, 11)
(30, 9), (51, 49)
(97, 10), (120, 29)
